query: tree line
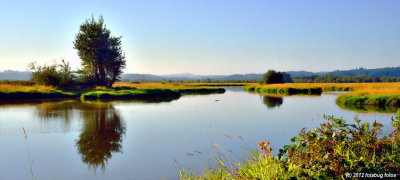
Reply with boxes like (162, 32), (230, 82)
(293, 75), (400, 83)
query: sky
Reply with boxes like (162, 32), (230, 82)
(0, 0), (399, 75)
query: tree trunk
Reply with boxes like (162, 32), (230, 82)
(99, 66), (107, 86)
(106, 75), (117, 88)
(94, 66), (100, 85)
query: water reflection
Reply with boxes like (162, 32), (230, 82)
(77, 103), (125, 172)
(262, 95), (283, 108)
(35, 101), (125, 172)
(36, 100), (77, 125)
(337, 103), (399, 113)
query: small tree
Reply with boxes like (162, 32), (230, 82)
(261, 70), (284, 84)
(74, 15), (126, 88)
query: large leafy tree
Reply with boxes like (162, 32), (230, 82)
(74, 15), (126, 88)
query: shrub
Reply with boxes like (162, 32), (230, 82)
(181, 110), (400, 179)
(28, 60), (75, 89)
(277, 113), (400, 178)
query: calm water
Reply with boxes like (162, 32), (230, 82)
(0, 87), (396, 179)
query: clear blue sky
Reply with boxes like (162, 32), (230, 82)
(1, 0), (399, 75)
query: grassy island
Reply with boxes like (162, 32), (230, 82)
(244, 85), (322, 95)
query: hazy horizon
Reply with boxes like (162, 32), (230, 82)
(1, 0), (399, 75)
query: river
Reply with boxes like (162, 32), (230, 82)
(0, 87), (395, 179)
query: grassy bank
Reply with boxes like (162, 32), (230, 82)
(334, 83), (400, 109)
(181, 111), (400, 179)
(0, 90), (76, 100)
(81, 88), (181, 100)
(336, 93), (400, 108)
(0, 83), (225, 101)
(0, 84), (77, 101)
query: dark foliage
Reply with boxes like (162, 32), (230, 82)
(28, 60), (75, 89)
(261, 70), (285, 84)
(294, 74), (400, 83)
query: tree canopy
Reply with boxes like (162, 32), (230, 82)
(74, 15), (126, 88)
(261, 70), (290, 84)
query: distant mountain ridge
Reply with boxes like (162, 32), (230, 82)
(1, 67), (399, 81)
(0, 70), (31, 80)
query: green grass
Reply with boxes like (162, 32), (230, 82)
(180, 111), (400, 179)
(80, 88), (181, 100)
(336, 93), (400, 107)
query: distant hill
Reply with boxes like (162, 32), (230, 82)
(120, 67), (400, 80)
(159, 73), (227, 80)
(1, 67), (399, 81)
(0, 70), (31, 80)
(219, 73), (263, 80)
(120, 74), (164, 80)
(285, 71), (320, 78)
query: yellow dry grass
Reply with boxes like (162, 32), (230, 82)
(0, 84), (55, 92)
(351, 84), (400, 95)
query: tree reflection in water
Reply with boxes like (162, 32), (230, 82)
(77, 103), (125, 172)
(36, 101), (125, 172)
(262, 95), (283, 108)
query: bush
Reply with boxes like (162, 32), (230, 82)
(28, 60), (74, 89)
(276, 113), (400, 178)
